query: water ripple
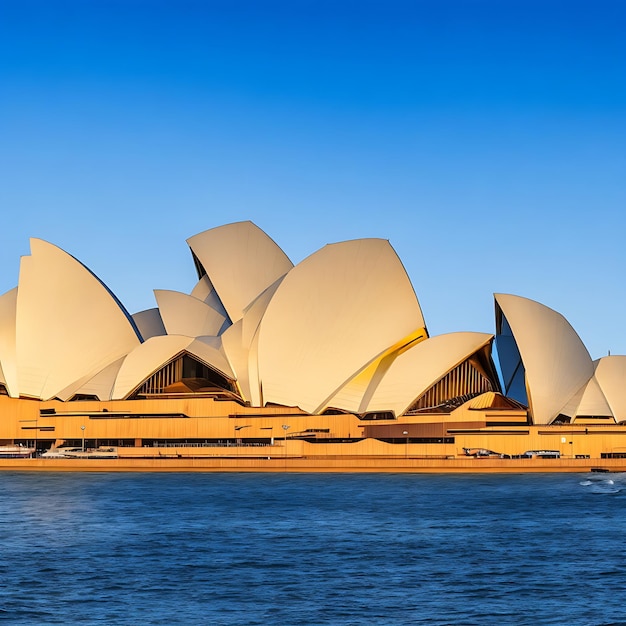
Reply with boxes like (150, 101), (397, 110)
(1, 472), (624, 624)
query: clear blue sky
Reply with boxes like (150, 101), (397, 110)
(1, 0), (624, 359)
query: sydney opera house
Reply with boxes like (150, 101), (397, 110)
(1, 221), (625, 468)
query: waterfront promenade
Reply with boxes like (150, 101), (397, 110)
(1, 456), (624, 473)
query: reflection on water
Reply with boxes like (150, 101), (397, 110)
(1, 471), (625, 625)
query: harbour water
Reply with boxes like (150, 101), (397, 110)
(1, 471), (625, 625)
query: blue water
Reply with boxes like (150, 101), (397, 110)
(1, 472), (625, 625)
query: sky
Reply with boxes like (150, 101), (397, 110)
(1, 0), (624, 360)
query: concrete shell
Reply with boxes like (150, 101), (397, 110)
(363, 332), (494, 416)
(190, 275), (213, 302)
(594, 356), (626, 422)
(57, 357), (126, 401)
(220, 278), (285, 405)
(15, 239), (142, 400)
(556, 384), (585, 420)
(558, 376), (613, 420)
(257, 238), (426, 414)
(495, 293), (594, 425)
(188, 336), (233, 379)
(220, 320), (251, 401)
(0, 288), (18, 397)
(187, 221), (293, 324)
(155, 290), (227, 338)
(132, 308), (166, 340)
(190, 275), (229, 320)
(324, 329), (427, 413)
(241, 279), (283, 348)
(111, 334), (234, 400)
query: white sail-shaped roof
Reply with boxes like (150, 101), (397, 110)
(570, 377), (613, 418)
(257, 238), (426, 413)
(132, 308), (166, 340)
(111, 334), (234, 400)
(155, 290), (227, 337)
(241, 279), (283, 348)
(15, 239), (142, 400)
(0, 288), (18, 397)
(594, 356), (626, 422)
(556, 384), (587, 421)
(220, 320), (251, 401)
(57, 357), (126, 401)
(246, 330), (263, 407)
(495, 293), (594, 425)
(363, 332), (494, 416)
(324, 329), (427, 413)
(190, 275), (229, 320)
(190, 274), (212, 301)
(187, 221), (293, 324)
(220, 278), (285, 405)
(187, 336), (233, 378)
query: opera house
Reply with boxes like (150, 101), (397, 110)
(1, 221), (625, 470)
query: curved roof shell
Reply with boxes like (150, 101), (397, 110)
(111, 334), (234, 400)
(132, 308), (166, 341)
(594, 356), (626, 422)
(257, 238), (426, 414)
(187, 221), (293, 325)
(0, 288), (18, 397)
(187, 336), (233, 379)
(220, 320), (251, 401)
(220, 280), (284, 405)
(558, 376), (613, 420)
(363, 332), (494, 416)
(495, 293), (594, 425)
(155, 290), (227, 337)
(15, 239), (142, 400)
(190, 275), (230, 319)
(57, 357), (126, 401)
(324, 329), (427, 413)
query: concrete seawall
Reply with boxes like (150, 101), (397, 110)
(1, 456), (624, 473)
